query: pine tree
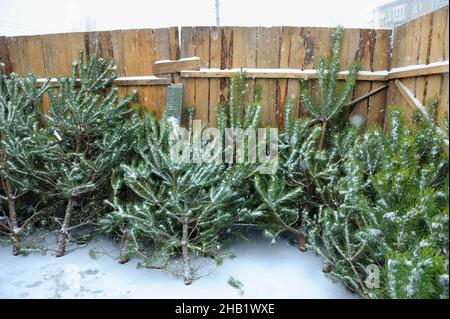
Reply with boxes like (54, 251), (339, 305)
(217, 72), (264, 223)
(300, 26), (360, 150)
(252, 98), (342, 251)
(100, 108), (242, 285)
(0, 73), (49, 255)
(249, 27), (360, 251)
(307, 105), (449, 298)
(31, 52), (136, 257)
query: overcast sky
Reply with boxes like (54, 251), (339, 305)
(0, 0), (394, 36)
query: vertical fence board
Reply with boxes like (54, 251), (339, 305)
(367, 29), (391, 127)
(285, 27), (304, 119)
(232, 26), (258, 106)
(348, 29), (368, 123)
(426, 9), (446, 100)
(209, 26), (221, 127)
(0, 36), (11, 74)
(181, 27), (196, 125)
(193, 27), (211, 123)
(277, 27), (292, 128)
(219, 27), (233, 107)
(256, 27), (281, 127)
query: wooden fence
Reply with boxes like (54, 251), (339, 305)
(0, 6), (448, 130)
(387, 5), (449, 128)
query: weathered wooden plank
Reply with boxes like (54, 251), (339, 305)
(232, 26), (258, 105)
(181, 68), (388, 80)
(122, 85), (166, 119)
(169, 27), (180, 61)
(193, 27), (211, 123)
(386, 22), (401, 109)
(367, 29), (391, 127)
(148, 27), (179, 116)
(443, 9), (450, 125)
(433, 8), (449, 125)
(351, 29), (373, 126)
(85, 31), (114, 62)
(114, 76), (171, 86)
(154, 57), (200, 74)
(303, 27), (332, 119)
(286, 27), (304, 118)
(209, 26), (222, 127)
(219, 27), (233, 105)
(0, 36), (11, 74)
(36, 76), (171, 87)
(426, 8), (447, 101)
(180, 27), (196, 125)
(278, 27), (292, 128)
(400, 19), (418, 123)
(40, 32), (86, 77)
(440, 74), (449, 124)
(256, 27), (281, 126)
(111, 29), (157, 76)
(414, 12), (433, 104)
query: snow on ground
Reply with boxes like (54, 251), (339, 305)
(0, 231), (359, 299)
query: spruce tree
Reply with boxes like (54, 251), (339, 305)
(0, 73), (49, 255)
(300, 26), (360, 150)
(100, 108), (241, 285)
(217, 72), (264, 220)
(307, 105), (449, 298)
(252, 98), (341, 251)
(31, 52), (136, 257)
(250, 27), (360, 251)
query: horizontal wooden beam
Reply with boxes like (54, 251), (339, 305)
(180, 68), (388, 81)
(29, 60), (450, 88)
(395, 79), (449, 146)
(113, 76), (171, 86)
(36, 76), (171, 87)
(388, 60), (449, 80)
(154, 57), (200, 75)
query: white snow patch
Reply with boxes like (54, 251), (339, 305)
(0, 233), (359, 299)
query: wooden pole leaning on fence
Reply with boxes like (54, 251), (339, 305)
(394, 79), (449, 146)
(346, 84), (389, 107)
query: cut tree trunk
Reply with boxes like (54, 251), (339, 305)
(4, 180), (20, 256)
(298, 233), (307, 252)
(181, 214), (192, 285)
(118, 231), (130, 264)
(318, 120), (328, 150)
(55, 135), (82, 258)
(322, 262), (332, 273)
(56, 197), (76, 257)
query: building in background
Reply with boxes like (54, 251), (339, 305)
(372, 0), (448, 28)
